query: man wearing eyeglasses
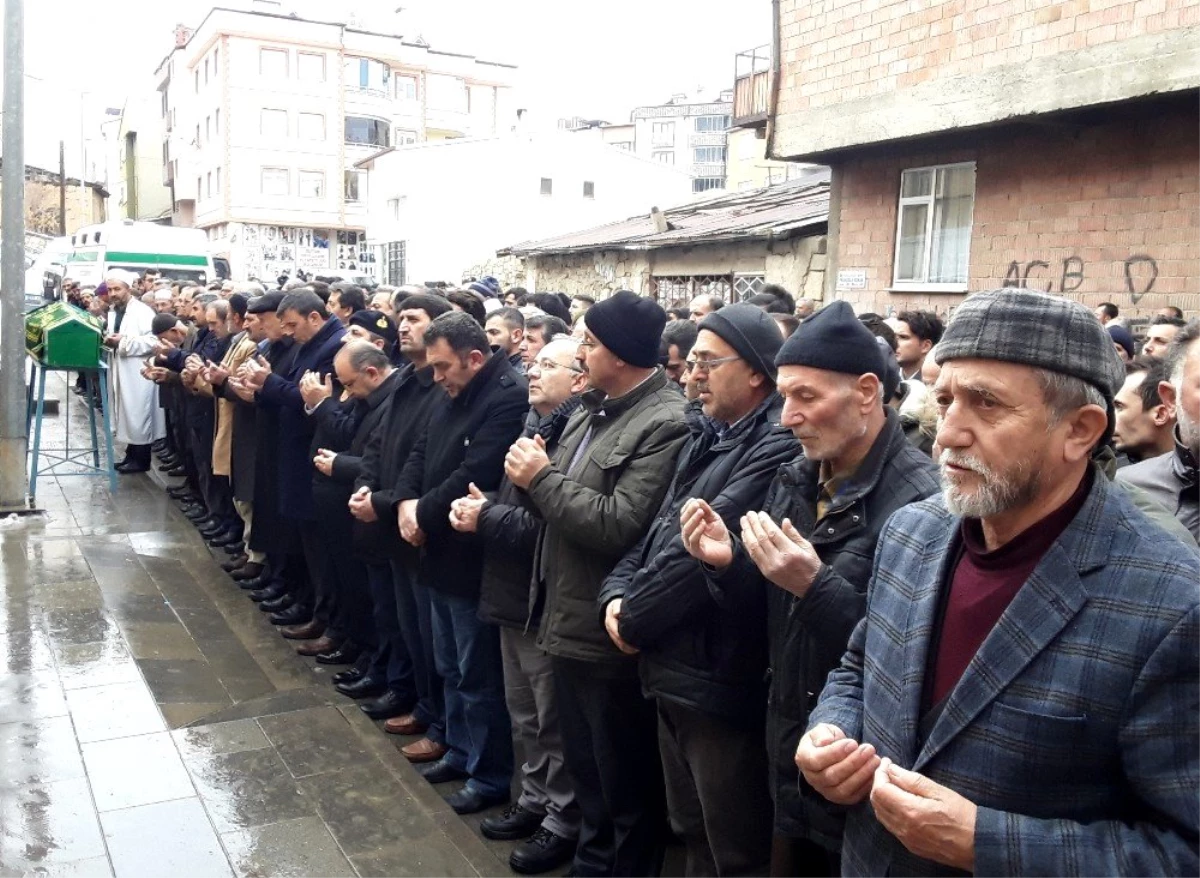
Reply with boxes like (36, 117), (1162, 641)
(599, 303), (798, 876)
(504, 290), (689, 877)
(448, 336), (588, 874)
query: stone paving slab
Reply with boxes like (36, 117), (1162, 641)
(0, 375), (518, 877)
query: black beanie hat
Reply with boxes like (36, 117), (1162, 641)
(699, 303), (783, 383)
(348, 309), (398, 346)
(584, 290), (666, 368)
(775, 300), (887, 381)
(151, 313), (180, 336)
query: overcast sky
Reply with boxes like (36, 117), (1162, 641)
(8, 0), (769, 175)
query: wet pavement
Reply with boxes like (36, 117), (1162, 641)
(0, 374), (526, 877)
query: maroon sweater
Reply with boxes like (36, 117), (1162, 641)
(928, 468), (1093, 708)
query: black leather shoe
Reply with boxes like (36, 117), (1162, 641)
(249, 582), (285, 601)
(335, 675), (386, 699)
(417, 759), (470, 785)
(359, 689), (411, 719)
(157, 455), (180, 469)
(315, 644), (361, 666)
(269, 604), (311, 626)
(205, 529), (236, 547)
(240, 575), (270, 592)
(259, 593), (294, 612)
(166, 466), (187, 477)
(481, 803), (544, 841)
(199, 522), (225, 539)
(182, 506), (208, 520)
(445, 787), (508, 815)
(167, 486), (194, 499)
(221, 542), (245, 555)
(116, 461), (150, 474)
(331, 664), (366, 685)
(509, 827), (577, 875)
(221, 555), (249, 572)
(210, 531), (243, 548)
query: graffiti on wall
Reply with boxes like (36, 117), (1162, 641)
(1002, 254), (1159, 303)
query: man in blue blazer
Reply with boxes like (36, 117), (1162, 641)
(799, 288), (1199, 876)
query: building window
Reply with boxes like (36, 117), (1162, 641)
(261, 108), (288, 138)
(650, 275), (733, 304)
(196, 176), (202, 199)
(693, 177), (725, 193)
(215, 167), (221, 193)
(298, 112), (325, 140)
(194, 69), (199, 93)
(734, 274), (766, 300)
(206, 172), (212, 197)
(260, 48), (288, 78)
(893, 162), (976, 287)
(261, 167), (289, 196)
(344, 57), (390, 94)
(298, 171), (324, 198)
(395, 128), (417, 145)
(540, 177), (553, 196)
(344, 170), (367, 202)
(651, 121), (675, 145)
(386, 241), (407, 285)
(694, 115), (731, 132)
(344, 116), (390, 147)
(612, 141), (633, 151)
(652, 151), (675, 165)
(693, 146), (727, 164)
(298, 52), (325, 82)
(213, 48), (218, 77)
(204, 58), (209, 85)
(195, 123), (200, 146)
(395, 74), (418, 101)
(205, 116), (211, 142)
(215, 109), (220, 135)
(583, 181), (595, 199)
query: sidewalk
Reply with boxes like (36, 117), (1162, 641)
(0, 374), (518, 877)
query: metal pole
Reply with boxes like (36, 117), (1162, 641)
(0, 0), (27, 509)
(58, 140), (66, 235)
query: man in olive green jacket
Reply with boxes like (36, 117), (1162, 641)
(504, 291), (688, 877)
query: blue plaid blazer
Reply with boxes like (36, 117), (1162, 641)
(809, 470), (1199, 876)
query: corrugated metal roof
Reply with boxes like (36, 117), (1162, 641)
(500, 168), (830, 257)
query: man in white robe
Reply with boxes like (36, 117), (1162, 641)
(103, 270), (166, 473)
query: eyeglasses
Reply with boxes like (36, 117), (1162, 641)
(533, 358), (583, 374)
(689, 355), (741, 374)
(577, 339), (598, 350)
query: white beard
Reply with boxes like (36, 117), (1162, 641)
(939, 449), (1042, 519)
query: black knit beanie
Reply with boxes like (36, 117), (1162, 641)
(584, 290), (666, 368)
(775, 300), (886, 381)
(699, 303), (782, 382)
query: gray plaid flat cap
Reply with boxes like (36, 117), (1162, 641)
(935, 288), (1125, 400)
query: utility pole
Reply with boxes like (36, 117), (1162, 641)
(0, 0), (27, 509)
(58, 139), (66, 235)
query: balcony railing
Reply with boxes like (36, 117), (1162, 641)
(733, 45), (772, 129)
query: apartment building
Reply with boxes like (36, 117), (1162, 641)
(154, 6), (517, 281)
(768, 0), (1198, 315)
(630, 91), (734, 194)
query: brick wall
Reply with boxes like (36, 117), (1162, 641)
(778, 0), (1195, 116)
(831, 104), (1199, 317)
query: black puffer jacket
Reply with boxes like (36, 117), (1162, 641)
(597, 395), (798, 723)
(707, 408), (939, 846)
(476, 398), (581, 629)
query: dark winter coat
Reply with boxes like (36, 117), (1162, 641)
(395, 352), (528, 599)
(598, 394), (798, 723)
(707, 407), (939, 846)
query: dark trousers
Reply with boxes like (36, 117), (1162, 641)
(188, 423), (235, 528)
(429, 589), (513, 799)
(552, 655), (666, 877)
(658, 699), (772, 877)
(309, 508), (373, 647)
(298, 521), (331, 625)
(366, 562), (414, 697)
(390, 559), (445, 743)
(769, 837), (839, 878)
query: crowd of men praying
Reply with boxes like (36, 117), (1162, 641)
(80, 267), (1198, 877)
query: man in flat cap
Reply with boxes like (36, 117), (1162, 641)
(682, 300), (939, 876)
(797, 289), (1199, 876)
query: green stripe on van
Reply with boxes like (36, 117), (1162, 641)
(104, 251), (209, 266)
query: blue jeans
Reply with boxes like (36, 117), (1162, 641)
(429, 589), (513, 798)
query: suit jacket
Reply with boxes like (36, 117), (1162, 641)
(809, 469), (1200, 876)
(205, 331), (258, 478)
(257, 317), (345, 521)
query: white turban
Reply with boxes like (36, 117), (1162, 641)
(104, 269), (140, 289)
